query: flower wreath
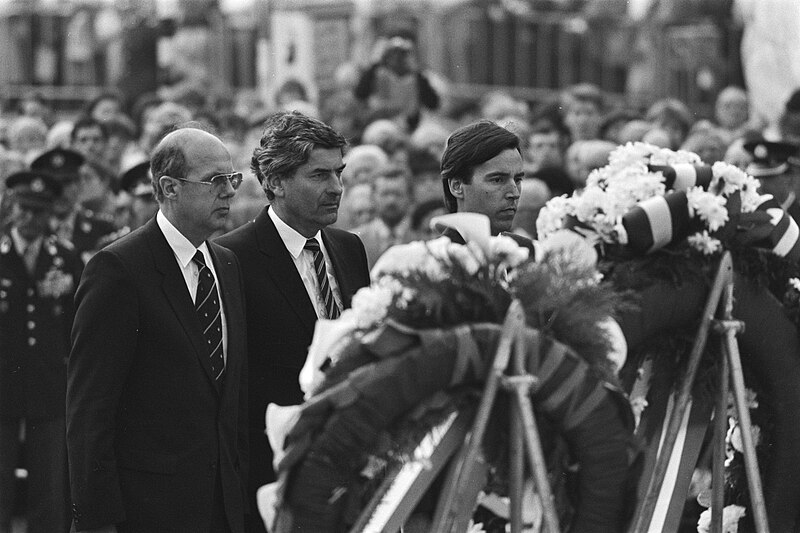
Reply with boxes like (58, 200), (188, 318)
(537, 142), (800, 532)
(537, 142), (796, 262)
(261, 214), (637, 533)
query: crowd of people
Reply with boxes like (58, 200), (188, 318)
(3, 25), (800, 533)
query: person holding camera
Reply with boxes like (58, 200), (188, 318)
(354, 30), (440, 131)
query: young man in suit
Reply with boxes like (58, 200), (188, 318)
(440, 119), (536, 255)
(216, 111), (370, 533)
(67, 127), (249, 533)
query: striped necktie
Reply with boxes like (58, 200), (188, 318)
(304, 238), (340, 319)
(192, 250), (225, 381)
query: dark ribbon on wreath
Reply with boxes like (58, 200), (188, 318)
(613, 257), (800, 532)
(267, 321), (636, 533)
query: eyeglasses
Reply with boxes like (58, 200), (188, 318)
(172, 172), (243, 191)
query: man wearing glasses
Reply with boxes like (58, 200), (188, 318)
(67, 127), (249, 533)
(216, 111), (370, 533)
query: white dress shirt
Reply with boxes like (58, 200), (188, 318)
(268, 206), (343, 319)
(156, 210), (228, 362)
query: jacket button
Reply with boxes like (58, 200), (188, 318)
(28, 337), (36, 346)
(26, 304), (35, 313)
(27, 321), (35, 330)
(27, 288), (34, 297)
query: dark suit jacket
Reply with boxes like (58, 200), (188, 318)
(441, 226), (537, 257)
(215, 207), (370, 502)
(66, 218), (249, 533)
(0, 233), (82, 420)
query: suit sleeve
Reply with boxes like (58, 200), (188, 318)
(67, 250), (139, 530)
(233, 254), (251, 515)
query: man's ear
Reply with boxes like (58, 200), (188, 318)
(448, 178), (465, 200)
(160, 176), (178, 199)
(266, 175), (284, 198)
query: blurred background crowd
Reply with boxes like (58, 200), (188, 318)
(0, 0), (799, 264)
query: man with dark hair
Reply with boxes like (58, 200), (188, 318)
(215, 110), (370, 533)
(441, 120), (528, 239)
(526, 123), (566, 172)
(561, 83), (604, 142)
(71, 117), (108, 166)
(67, 127), (249, 533)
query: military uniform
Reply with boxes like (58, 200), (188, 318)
(745, 139), (800, 224)
(0, 233), (83, 416)
(0, 172), (82, 533)
(31, 147), (125, 264)
(55, 208), (124, 265)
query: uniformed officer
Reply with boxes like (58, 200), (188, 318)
(118, 158), (157, 231)
(744, 138), (800, 223)
(0, 171), (83, 533)
(30, 147), (120, 264)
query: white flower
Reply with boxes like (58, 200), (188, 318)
(630, 397), (649, 429)
(371, 240), (435, 278)
(541, 230), (598, 271)
(466, 520), (486, 533)
(686, 187), (729, 232)
(727, 420), (761, 454)
(425, 236), (454, 261)
(738, 177), (766, 213)
(450, 244), (481, 275)
(789, 277), (800, 292)
(488, 235), (529, 268)
(537, 195), (574, 239)
(711, 161), (749, 195)
(351, 280), (399, 329)
(687, 231), (723, 255)
(697, 505), (747, 533)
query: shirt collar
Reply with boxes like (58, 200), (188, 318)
(10, 227), (41, 255)
(156, 210), (209, 268)
(268, 206), (322, 259)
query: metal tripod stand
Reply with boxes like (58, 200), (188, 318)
(629, 251), (770, 533)
(430, 300), (561, 533)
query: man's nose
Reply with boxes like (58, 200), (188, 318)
(220, 179), (237, 197)
(330, 173), (344, 194)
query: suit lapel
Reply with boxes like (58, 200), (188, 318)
(254, 209), (317, 334)
(321, 229), (356, 309)
(145, 219), (221, 394)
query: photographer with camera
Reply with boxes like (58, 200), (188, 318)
(354, 30), (440, 131)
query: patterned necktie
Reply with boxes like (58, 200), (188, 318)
(304, 238), (340, 319)
(192, 250), (225, 381)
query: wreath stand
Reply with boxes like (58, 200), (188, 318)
(429, 299), (561, 533)
(629, 252), (770, 533)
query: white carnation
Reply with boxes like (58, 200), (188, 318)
(687, 187), (729, 232)
(687, 231), (723, 255)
